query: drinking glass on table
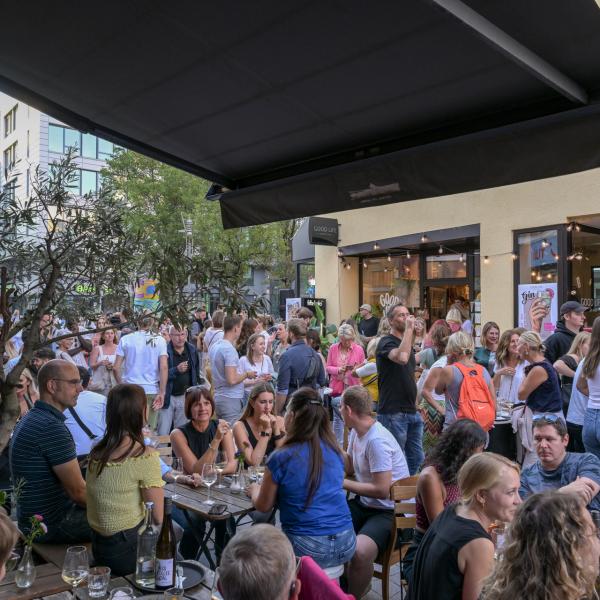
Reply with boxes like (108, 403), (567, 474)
(87, 566), (111, 598)
(109, 587), (135, 599)
(255, 455), (266, 484)
(164, 587), (185, 599)
(202, 463), (217, 505)
(171, 457), (184, 477)
(214, 450), (227, 489)
(5, 550), (19, 572)
(62, 545), (89, 594)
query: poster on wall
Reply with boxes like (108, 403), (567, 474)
(517, 283), (558, 340)
(134, 278), (160, 312)
(285, 297), (302, 321)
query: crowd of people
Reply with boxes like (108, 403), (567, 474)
(2, 297), (600, 599)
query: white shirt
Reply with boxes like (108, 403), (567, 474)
(586, 361), (600, 410)
(116, 330), (167, 393)
(348, 421), (409, 510)
(238, 354), (274, 389)
(64, 390), (107, 456)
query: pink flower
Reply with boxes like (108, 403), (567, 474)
(33, 514), (44, 522)
(40, 522), (48, 534)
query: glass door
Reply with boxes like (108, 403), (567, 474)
(568, 225), (600, 326)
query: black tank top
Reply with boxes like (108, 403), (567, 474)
(408, 504), (491, 600)
(179, 420), (218, 458)
(242, 420), (276, 467)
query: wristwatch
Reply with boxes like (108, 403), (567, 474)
(260, 431), (271, 437)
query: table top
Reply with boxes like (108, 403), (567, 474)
(1, 569), (216, 600)
(165, 481), (253, 520)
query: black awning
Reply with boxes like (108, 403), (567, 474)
(1, 0), (599, 227)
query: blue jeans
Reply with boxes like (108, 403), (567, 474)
(331, 396), (344, 446)
(377, 412), (424, 475)
(287, 527), (356, 569)
(583, 408), (600, 460)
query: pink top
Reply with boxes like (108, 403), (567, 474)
(326, 342), (365, 397)
(298, 556), (355, 600)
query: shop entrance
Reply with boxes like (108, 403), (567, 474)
(568, 223), (600, 326)
(425, 284), (470, 322)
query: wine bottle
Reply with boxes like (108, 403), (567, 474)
(155, 497), (176, 590)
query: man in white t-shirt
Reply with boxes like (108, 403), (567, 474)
(208, 314), (256, 425)
(340, 385), (409, 599)
(64, 367), (107, 456)
(114, 315), (168, 430)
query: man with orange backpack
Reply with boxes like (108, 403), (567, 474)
(436, 331), (496, 432)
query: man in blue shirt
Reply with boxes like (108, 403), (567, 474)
(520, 415), (600, 509)
(275, 319), (326, 414)
(10, 359), (91, 542)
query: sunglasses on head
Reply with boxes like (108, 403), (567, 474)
(532, 414), (561, 423)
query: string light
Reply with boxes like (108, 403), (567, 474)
(345, 262), (352, 270)
(546, 273), (553, 280)
(362, 260), (368, 269)
(459, 254), (464, 263)
(421, 233), (428, 243)
(483, 256), (489, 264)
(387, 254), (392, 262)
(541, 239), (549, 248)
(438, 245), (444, 255)
(406, 250), (411, 259)
(373, 242), (379, 250)
(337, 249), (343, 257)
(511, 253), (518, 260)
(531, 270), (537, 277)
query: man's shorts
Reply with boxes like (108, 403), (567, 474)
(348, 497), (394, 554)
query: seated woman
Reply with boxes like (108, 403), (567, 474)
(233, 382), (285, 467)
(170, 386), (237, 559)
(403, 418), (487, 583)
(408, 452), (521, 600)
(86, 384), (165, 576)
(247, 387), (356, 569)
(481, 492), (600, 600)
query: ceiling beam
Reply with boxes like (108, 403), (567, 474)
(430, 0), (588, 105)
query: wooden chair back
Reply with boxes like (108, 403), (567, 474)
(150, 434), (173, 466)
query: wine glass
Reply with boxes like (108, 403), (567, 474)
(201, 463), (217, 506)
(62, 546), (89, 595)
(255, 455), (266, 484)
(214, 450), (227, 489)
(171, 457), (183, 478)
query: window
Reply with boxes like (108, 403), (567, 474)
(516, 229), (558, 284)
(49, 124), (64, 153)
(362, 255), (420, 315)
(82, 133), (97, 158)
(3, 179), (16, 202)
(425, 254), (467, 279)
(81, 170), (98, 195)
(98, 138), (113, 159)
(64, 128), (80, 155)
(4, 105), (17, 137)
(3, 142), (17, 173)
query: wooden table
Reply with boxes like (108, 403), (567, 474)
(1, 570), (216, 599)
(165, 480), (254, 569)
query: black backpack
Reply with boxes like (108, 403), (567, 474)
(296, 352), (321, 389)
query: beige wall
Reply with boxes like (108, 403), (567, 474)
(315, 167), (600, 328)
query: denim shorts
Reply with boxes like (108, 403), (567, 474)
(287, 527), (356, 569)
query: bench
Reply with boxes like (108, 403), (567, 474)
(32, 541), (93, 569)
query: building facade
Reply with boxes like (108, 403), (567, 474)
(315, 169), (600, 337)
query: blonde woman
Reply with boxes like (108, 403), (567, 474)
(238, 332), (274, 402)
(481, 492), (600, 600)
(474, 322), (500, 376)
(89, 328), (119, 396)
(435, 331), (496, 430)
(16, 368), (38, 416)
(554, 331), (590, 414)
(445, 306), (463, 333)
(413, 317), (427, 352)
(408, 453), (521, 600)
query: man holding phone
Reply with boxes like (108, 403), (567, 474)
(157, 325), (202, 435)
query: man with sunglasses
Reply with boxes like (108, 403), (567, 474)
(520, 415), (600, 510)
(10, 359), (91, 543)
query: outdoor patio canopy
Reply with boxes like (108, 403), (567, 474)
(1, 0), (600, 228)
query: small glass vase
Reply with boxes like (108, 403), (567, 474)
(15, 545), (36, 589)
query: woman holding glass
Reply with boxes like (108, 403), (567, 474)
(326, 323), (365, 445)
(493, 329), (528, 412)
(238, 333), (274, 402)
(170, 386), (236, 559)
(86, 384), (165, 576)
(88, 328), (118, 396)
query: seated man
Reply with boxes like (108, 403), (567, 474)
(520, 415), (600, 509)
(219, 524), (301, 600)
(10, 359), (91, 543)
(340, 385), (410, 599)
(64, 367), (107, 458)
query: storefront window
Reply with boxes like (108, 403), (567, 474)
(362, 255), (420, 316)
(425, 255), (467, 279)
(569, 228), (600, 324)
(517, 229), (558, 284)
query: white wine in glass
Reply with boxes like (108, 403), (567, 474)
(255, 455), (266, 483)
(214, 451), (227, 489)
(201, 463), (217, 505)
(62, 546), (89, 593)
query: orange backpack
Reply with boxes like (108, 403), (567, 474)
(454, 362), (496, 432)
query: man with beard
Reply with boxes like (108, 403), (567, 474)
(376, 304), (423, 474)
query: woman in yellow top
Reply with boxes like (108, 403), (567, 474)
(86, 384), (165, 576)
